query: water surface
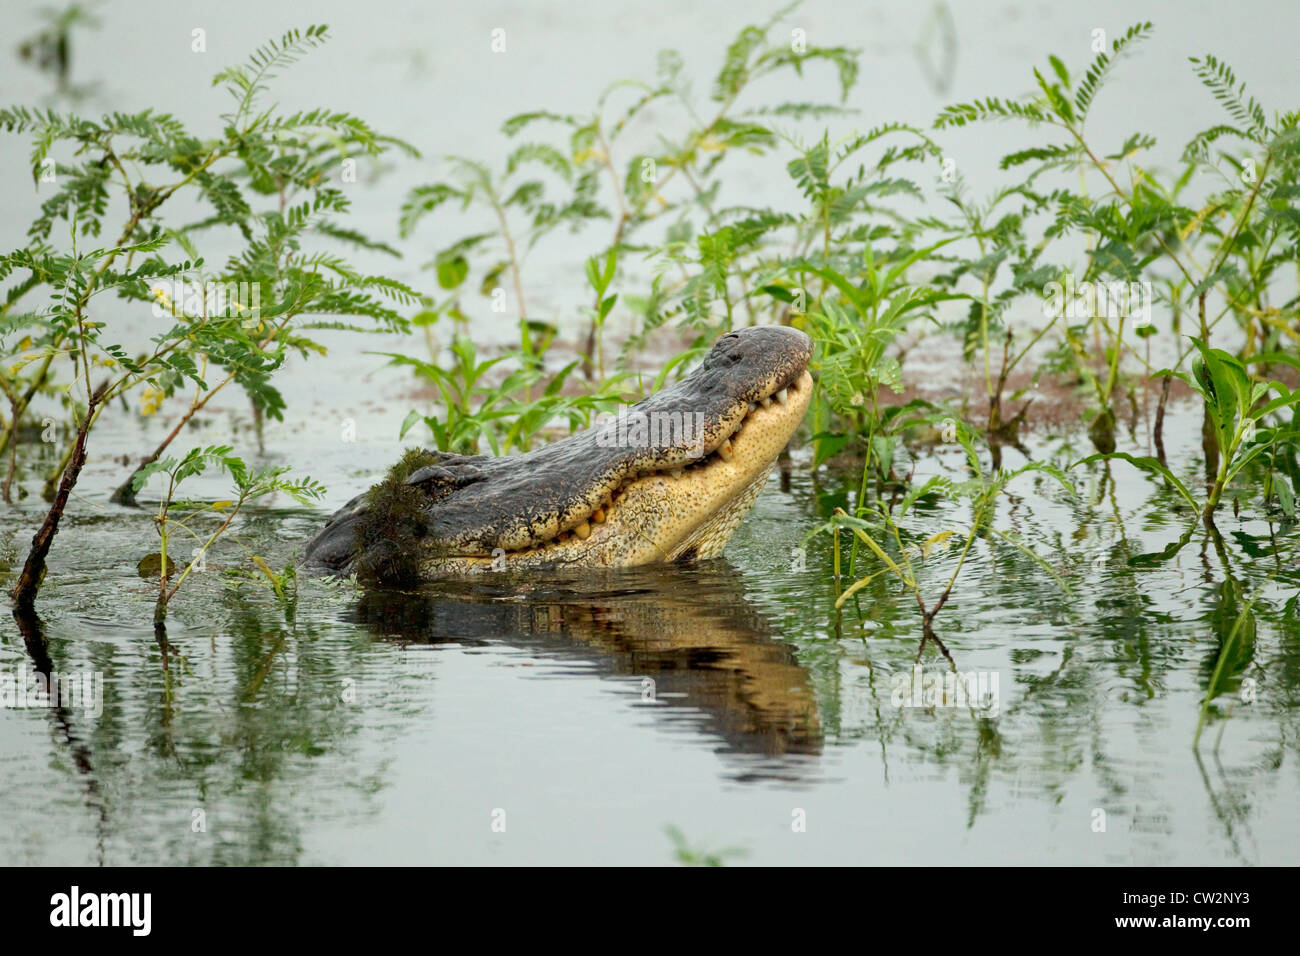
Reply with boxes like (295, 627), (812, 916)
(2, 406), (1298, 865)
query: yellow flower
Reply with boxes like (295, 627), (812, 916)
(920, 530), (956, 559)
(152, 285), (176, 317)
(139, 386), (166, 417)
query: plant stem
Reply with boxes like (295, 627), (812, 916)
(110, 369), (237, 506)
(10, 390), (101, 611)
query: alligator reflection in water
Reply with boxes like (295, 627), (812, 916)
(351, 563), (823, 761)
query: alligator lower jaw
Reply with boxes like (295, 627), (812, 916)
(421, 368), (814, 574)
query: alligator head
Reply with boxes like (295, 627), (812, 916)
(304, 325), (813, 581)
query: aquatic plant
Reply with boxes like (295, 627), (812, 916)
(0, 25), (417, 610)
(1076, 337), (1300, 525)
(132, 444), (324, 625)
(665, 824), (747, 866)
(934, 23), (1300, 458)
(811, 422), (1073, 642)
(399, 2), (865, 369)
(385, 331), (633, 455)
(14, 0), (100, 100)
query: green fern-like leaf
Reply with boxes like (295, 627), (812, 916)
(1074, 22), (1154, 120)
(212, 24), (331, 121)
(1190, 53), (1269, 141)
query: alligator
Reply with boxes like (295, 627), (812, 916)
(303, 325), (813, 582)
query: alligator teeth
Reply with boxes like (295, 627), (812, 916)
(761, 396), (773, 408)
(574, 521), (591, 540)
(592, 507), (606, 524)
(776, 387), (788, 405)
(748, 402), (758, 413)
(718, 438), (733, 462)
(671, 468), (683, 478)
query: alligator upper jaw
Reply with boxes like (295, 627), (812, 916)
(412, 325), (814, 558)
(425, 366), (814, 571)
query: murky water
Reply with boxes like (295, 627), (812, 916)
(2, 0), (1299, 865)
(3, 405), (1299, 865)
